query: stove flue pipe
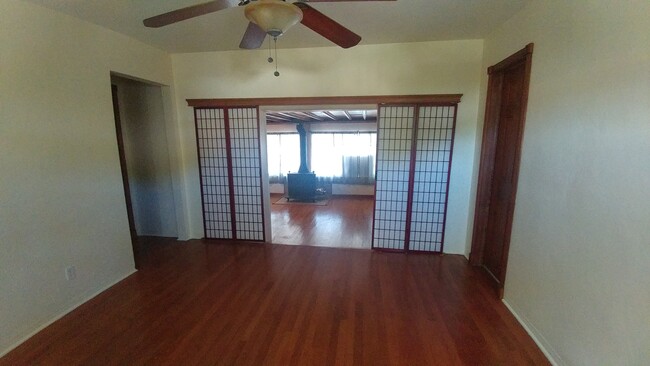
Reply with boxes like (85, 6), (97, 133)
(296, 123), (310, 173)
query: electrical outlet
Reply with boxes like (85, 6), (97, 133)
(65, 266), (76, 281)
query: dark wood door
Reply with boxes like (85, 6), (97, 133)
(482, 62), (526, 279)
(470, 44), (534, 295)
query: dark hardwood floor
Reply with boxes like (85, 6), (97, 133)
(1, 238), (549, 365)
(270, 194), (374, 249)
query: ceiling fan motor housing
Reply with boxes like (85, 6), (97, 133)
(244, 0), (303, 37)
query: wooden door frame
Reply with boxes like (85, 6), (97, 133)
(111, 84), (141, 269)
(186, 94), (462, 108)
(469, 44), (534, 296)
(189, 95), (463, 247)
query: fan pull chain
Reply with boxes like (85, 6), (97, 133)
(267, 37), (273, 64)
(273, 37), (279, 77)
(265, 36), (280, 77)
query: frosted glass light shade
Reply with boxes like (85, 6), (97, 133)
(244, 0), (303, 37)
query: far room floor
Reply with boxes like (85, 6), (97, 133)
(270, 194), (374, 249)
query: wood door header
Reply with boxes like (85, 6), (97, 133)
(488, 43), (534, 75)
(187, 94), (463, 108)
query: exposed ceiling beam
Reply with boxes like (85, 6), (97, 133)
(294, 111), (320, 121)
(266, 114), (291, 121)
(323, 111), (337, 120)
(266, 109), (379, 125)
(277, 112), (302, 121)
(305, 112), (324, 121)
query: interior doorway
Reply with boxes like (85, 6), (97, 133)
(111, 75), (179, 267)
(470, 44), (534, 297)
(111, 84), (140, 267)
(188, 95), (462, 252)
(263, 107), (377, 249)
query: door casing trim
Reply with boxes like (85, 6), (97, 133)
(469, 44), (534, 298)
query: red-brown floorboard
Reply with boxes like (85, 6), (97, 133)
(0, 238), (549, 365)
(270, 194), (374, 249)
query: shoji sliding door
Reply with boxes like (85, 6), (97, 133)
(194, 107), (265, 241)
(408, 106), (456, 252)
(372, 104), (457, 253)
(372, 106), (415, 251)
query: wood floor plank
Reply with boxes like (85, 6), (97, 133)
(1, 239), (549, 365)
(271, 195), (374, 249)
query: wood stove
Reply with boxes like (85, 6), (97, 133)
(287, 173), (317, 202)
(286, 123), (317, 201)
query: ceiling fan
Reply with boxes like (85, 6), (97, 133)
(143, 0), (396, 50)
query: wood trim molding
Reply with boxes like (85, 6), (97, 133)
(469, 73), (504, 266)
(187, 94), (463, 108)
(403, 106), (421, 252)
(111, 84), (140, 269)
(193, 108), (208, 240)
(494, 43), (535, 287)
(223, 110), (238, 239)
(439, 104), (459, 254)
(470, 43), (534, 296)
(488, 43), (534, 75)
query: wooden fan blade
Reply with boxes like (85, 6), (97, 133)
(240, 22), (267, 49)
(294, 3), (361, 49)
(143, 0), (239, 28)
(307, 0), (396, 2)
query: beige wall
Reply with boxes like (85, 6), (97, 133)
(478, 1), (650, 364)
(171, 40), (484, 254)
(8, 0), (647, 362)
(0, 0), (175, 355)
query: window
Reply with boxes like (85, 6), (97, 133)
(311, 132), (376, 184)
(266, 133), (300, 183)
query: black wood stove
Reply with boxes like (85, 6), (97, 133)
(287, 123), (317, 202)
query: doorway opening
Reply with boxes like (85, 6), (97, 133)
(188, 95), (461, 254)
(110, 75), (179, 267)
(264, 108), (377, 249)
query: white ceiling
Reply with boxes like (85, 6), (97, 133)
(25, 0), (530, 53)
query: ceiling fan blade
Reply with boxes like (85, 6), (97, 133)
(294, 3), (361, 49)
(240, 22), (267, 49)
(143, 0), (239, 28)
(306, 0), (396, 2)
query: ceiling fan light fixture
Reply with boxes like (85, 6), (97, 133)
(244, 0), (303, 37)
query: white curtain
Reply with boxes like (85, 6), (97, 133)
(311, 133), (376, 184)
(267, 133), (300, 183)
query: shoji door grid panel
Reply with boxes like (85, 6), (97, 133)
(372, 105), (457, 253)
(195, 107), (265, 241)
(372, 106), (415, 251)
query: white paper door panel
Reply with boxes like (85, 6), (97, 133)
(372, 106), (415, 250)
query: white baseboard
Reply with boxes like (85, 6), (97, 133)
(0, 269), (137, 358)
(502, 299), (564, 366)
